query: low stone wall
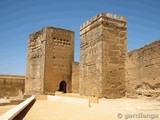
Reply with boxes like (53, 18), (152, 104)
(55, 91), (98, 103)
(0, 74), (25, 98)
(0, 96), (35, 120)
(48, 95), (90, 107)
(35, 95), (48, 100)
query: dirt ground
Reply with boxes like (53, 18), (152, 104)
(0, 105), (16, 115)
(0, 97), (24, 116)
(19, 97), (160, 120)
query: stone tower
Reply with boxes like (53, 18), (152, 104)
(79, 13), (127, 98)
(25, 26), (74, 95)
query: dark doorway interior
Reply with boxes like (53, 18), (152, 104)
(58, 81), (67, 93)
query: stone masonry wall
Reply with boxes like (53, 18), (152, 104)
(126, 40), (160, 97)
(102, 13), (127, 98)
(25, 28), (46, 95)
(80, 19), (103, 97)
(44, 27), (74, 94)
(25, 27), (74, 95)
(79, 13), (127, 98)
(72, 62), (79, 93)
(0, 74), (25, 98)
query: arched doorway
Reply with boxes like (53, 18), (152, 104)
(58, 81), (67, 93)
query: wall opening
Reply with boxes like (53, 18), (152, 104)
(58, 81), (67, 93)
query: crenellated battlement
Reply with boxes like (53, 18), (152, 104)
(80, 12), (126, 31)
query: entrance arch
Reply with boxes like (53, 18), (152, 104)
(58, 81), (67, 93)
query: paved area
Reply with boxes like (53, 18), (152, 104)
(20, 98), (160, 120)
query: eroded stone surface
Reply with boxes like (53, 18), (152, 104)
(79, 13), (127, 98)
(25, 27), (74, 95)
(0, 74), (25, 98)
(126, 40), (160, 97)
(44, 27), (74, 94)
(25, 28), (46, 95)
(72, 62), (79, 93)
(22, 13), (160, 98)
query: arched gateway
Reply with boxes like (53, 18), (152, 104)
(58, 81), (67, 93)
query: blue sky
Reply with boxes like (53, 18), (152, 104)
(0, 0), (160, 75)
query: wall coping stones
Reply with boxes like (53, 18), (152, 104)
(0, 74), (25, 80)
(0, 96), (35, 120)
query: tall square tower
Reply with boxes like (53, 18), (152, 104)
(79, 13), (127, 98)
(25, 27), (74, 95)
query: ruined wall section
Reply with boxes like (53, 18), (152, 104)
(44, 27), (74, 94)
(25, 29), (46, 95)
(0, 74), (25, 98)
(80, 13), (127, 98)
(72, 62), (79, 93)
(102, 13), (127, 98)
(126, 40), (160, 97)
(126, 50), (140, 95)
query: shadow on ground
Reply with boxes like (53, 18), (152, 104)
(13, 100), (36, 120)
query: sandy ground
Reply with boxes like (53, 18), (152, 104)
(0, 97), (24, 116)
(0, 105), (16, 115)
(0, 98), (15, 115)
(19, 98), (160, 120)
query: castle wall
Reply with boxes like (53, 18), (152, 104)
(79, 13), (127, 98)
(44, 27), (74, 94)
(126, 40), (160, 97)
(1, 9), (160, 100)
(0, 74), (25, 98)
(79, 20), (103, 97)
(72, 62), (79, 93)
(25, 27), (74, 95)
(25, 28), (46, 95)
(102, 13), (127, 98)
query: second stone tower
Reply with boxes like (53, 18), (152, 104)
(79, 13), (127, 98)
